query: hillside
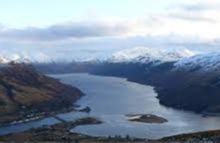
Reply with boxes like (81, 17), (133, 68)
(0, 63), (83, 125)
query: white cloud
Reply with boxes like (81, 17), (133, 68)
(0, 0), (220, 43)
(0, 22), (131, 42)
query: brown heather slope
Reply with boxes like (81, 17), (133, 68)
(0, 63), (83, 125)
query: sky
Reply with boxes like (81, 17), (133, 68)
(0, 0), (220, 62)
(0, 0), (177, 28)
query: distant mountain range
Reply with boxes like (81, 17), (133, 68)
(110, 47), (220, 74)
(0, 55), (31, 64)
(0, 47), (196, 64)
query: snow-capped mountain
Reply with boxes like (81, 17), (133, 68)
(0, 54), (31, 64)
(0, 55), (9, 63)
(1, 47), (198, 65)
(110, 47), (196, 64)
(4, 47), (220, 75)
(174, 52), (220, 73)
(0, 52), (103, 64)
(110, 47), (220, 73)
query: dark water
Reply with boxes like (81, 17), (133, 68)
(1, 73), (220, 139)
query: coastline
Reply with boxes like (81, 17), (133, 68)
(0, 105), (77, 128)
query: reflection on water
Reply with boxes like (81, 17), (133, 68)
(1, 73), (220, 139)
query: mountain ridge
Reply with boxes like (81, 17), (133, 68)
(110, 47), (196, 64)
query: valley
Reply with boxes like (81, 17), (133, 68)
(34, 49), (220, 114)
(2, 48), (220, 142)
(0, 0), (219, 142)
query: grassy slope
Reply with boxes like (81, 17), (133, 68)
(0, 63), (83, 124)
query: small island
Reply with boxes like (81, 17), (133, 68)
(127, 114), (168, 124)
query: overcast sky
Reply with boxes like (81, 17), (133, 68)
(0, 0), (220, 61)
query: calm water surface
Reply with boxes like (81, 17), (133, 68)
(1, 73), (220, 139)
(55, 73), (220, 139)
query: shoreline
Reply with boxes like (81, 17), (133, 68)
(0, 106), (75, 128)
(0, 104), (91, 130)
